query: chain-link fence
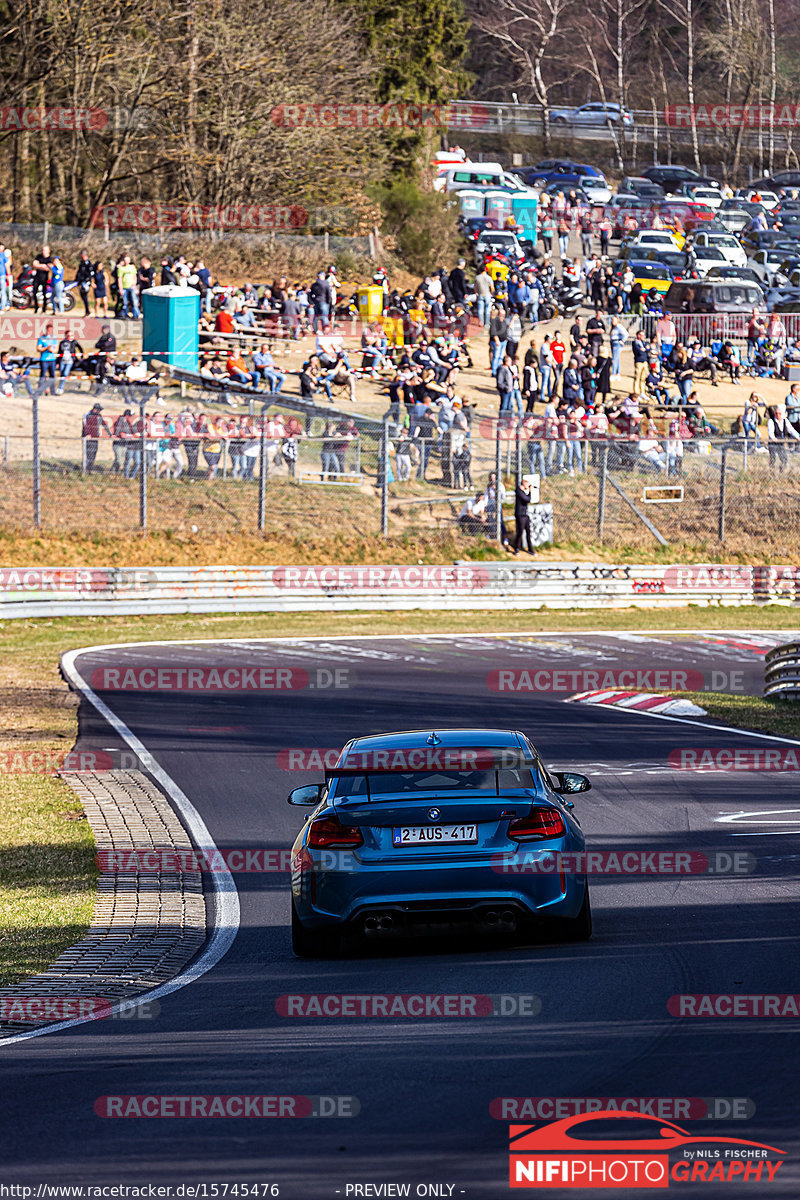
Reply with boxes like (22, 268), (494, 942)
(5, 393), (800, 558)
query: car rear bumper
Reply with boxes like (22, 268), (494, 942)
(292, 854), (586, 929)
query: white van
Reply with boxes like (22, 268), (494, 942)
(440, 162), (506, 192)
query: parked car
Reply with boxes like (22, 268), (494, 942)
(474, 229), (526, 267)
(663, 279), (765, 314)
(715, 202), (752, 232)
(656, 199), (716, 231)
(578, 176), (612, 204)
(624, 230), (681, 253)
(642, 164), (720, 193)
(519, 159), (603, 188)
(751, 171), (800, 192)
(521, 167), (609, 192)
(705, 265), (763, 286)
(550, 102), (633, 128)
(686, 230), (747, 268)
(739, 230), (800, 256)
(768, 292), (800, 313)
(617, 176), (665, 199)
(747, 247), (800, 286)
(641, 248), (698, 281)
(735, 188), (781, 210)
(679, 183), (722, 209)
(613, 258), (674, 296)
(689, 245), (728, 277)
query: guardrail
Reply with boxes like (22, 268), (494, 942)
(0, 562), (798, 618)
(763, 641), (800, 698)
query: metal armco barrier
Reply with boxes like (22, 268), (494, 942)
(0, 563), (799, 618)
(764, 642), (800, 698)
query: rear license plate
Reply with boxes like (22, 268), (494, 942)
(392, 824), (478, 846)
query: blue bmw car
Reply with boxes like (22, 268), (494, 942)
(288, 728), (592, 957)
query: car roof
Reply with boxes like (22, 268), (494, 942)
(344, 728), (524, 755)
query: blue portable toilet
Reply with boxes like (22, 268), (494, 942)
(142, 285), (200, 371)
(511, 190), (539, 238)
(455, 189), (485, 220)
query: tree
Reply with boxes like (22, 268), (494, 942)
(471, 0), (575, 151)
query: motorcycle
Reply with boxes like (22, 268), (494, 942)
(13, 265), (78, 313)
(552, 280), (584, 314)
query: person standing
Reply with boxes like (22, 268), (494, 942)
(31, 244), (53, 313)
(579, 211), (593, 258)
(513, 477), (533, 554)
(586, 310), (606, 359)
(75, 249), (94, 316)
(36, 323), (58, 395)
(50, 255), (65, 313)
(118, 255), (140, 319)
(93, 261), (109, 318)
(137, 257), (155, 310)
(609, 315), (627, 378)
(539, 335), (554, 402)
(557, 215), (570, 259)
(475, 267), (495, 328)
(56, 331), (82, 394)
(82, 402), (112, 473)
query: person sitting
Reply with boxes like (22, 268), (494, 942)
(715, 340), (742, 383)
(645, 358), (676, 406)
(226, 349), (259, 389)
(687, 339), (718, 385)
(252, 343), (285, 393)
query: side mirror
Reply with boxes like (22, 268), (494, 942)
(552, 771), (592, 796)
(287, 783), (322, 806)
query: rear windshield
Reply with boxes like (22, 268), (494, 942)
(332, 766), (536, 799)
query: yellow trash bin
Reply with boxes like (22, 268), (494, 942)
(357, 284), (384, 321)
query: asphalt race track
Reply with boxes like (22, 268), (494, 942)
(2, 631), (800, 1198)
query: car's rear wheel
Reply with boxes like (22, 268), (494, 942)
(561, 887), (592, 941)
(291, 902), (342, 958)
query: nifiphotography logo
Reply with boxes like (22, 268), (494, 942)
(507, 1112), (786, 1188)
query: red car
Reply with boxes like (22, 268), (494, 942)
(658, 199), (716, 232)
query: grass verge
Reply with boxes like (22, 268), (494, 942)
(0, 684), (96, 988)
(675, 691), (800, 740)
(1, 605), (799, 988)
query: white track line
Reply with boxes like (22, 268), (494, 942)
(0, 646), (241, 1048)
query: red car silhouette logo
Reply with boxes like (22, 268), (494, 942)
(509, 1112), (785, 1189)
(510, 1110), (784, 1154)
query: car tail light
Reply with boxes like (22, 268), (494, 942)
(308, 815), (364, 849)
(507, 809), (565, 842)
